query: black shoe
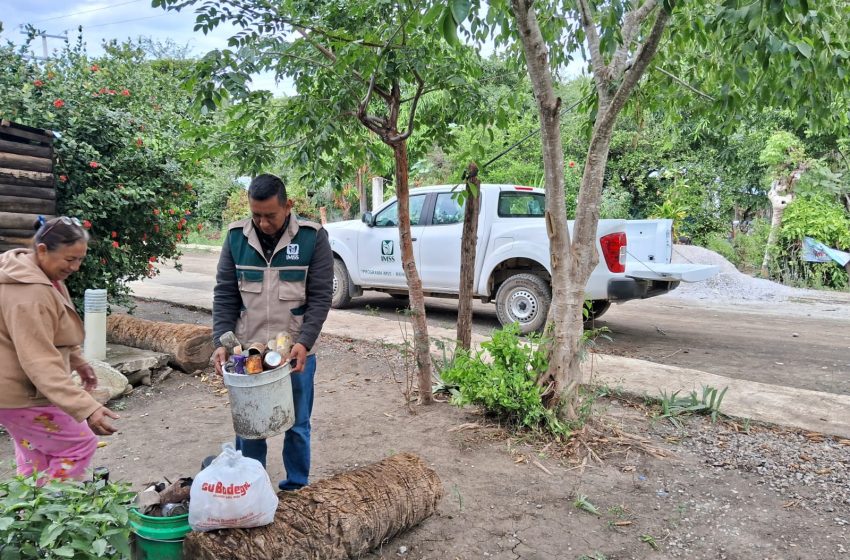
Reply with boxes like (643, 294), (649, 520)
(201, 455), (216, 470)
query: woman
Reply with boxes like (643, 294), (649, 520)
(0, 217), (119, 480)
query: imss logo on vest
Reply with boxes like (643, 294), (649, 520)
(286, 244), (300, 260)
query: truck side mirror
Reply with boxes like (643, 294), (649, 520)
(361, 212), (374, 227)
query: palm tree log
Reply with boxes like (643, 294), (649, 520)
(183, 453), (443, 560)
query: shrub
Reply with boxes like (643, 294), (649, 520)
(0, 37), (197, 309)
(439, 324), (568, 435)
(0, 473), (134, 559)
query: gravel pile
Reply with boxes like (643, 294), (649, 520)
(660, 420), (850, 515)
(669, 244), (805, 302)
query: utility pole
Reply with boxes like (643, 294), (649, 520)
(19, 28), (68, 60)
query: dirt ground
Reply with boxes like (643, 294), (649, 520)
(2, 300), (848, 559)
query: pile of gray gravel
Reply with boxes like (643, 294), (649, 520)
(669, 244), (805, 302)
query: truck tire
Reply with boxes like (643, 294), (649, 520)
(583, 300), (611, 327)
(332, 258), (353, 309)
(495, 273), (551, 334)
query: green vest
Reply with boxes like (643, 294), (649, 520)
(226, 215), (320, 352)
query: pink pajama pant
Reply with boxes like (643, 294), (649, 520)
(0, 405), (97, 480)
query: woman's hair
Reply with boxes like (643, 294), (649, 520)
(32, 217), (90, 251)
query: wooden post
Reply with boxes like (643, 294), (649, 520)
(319, 206), (327, 225)
(183, 453), (443, 559)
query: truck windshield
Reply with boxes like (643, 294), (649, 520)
(498, 192), (545, 217)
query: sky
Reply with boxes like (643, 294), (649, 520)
(1, 0), (291, 94)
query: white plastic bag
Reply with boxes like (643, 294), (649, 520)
(189, 443), (279, 531)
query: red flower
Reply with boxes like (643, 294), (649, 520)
(90, 64), (99, 72)
(168, 209), (175, 215)
(153, 209), (160, 216)
(154, 225), (160, 233)
(59, 175), (68, 183)
(176, 233), (183, 242)
(177, 222), (184, 230)
(82, 220), (92, 229)
(111, 231), (118, 239)
(197, 223), (204, 232)
(121, 89), (130, 96)
(135, 138), (143, 147)
(569, 161), (576, 168)
(89, 161), (100, 169)
(98, 87), (108, 94)
(184, 210), (191, 216)
(112, 241), (120, 248)
(53, 99), (65, 108)
(33, 80), (44, 87)
(149, 256), (156, 263)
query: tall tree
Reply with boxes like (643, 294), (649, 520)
(154, 0), (495, 402)
(470, 0), (850, 417)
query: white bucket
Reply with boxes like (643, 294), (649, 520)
(222, 363), (295, 439)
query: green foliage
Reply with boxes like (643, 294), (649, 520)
(0, 473), (134, 559)
(221, 189), (249, 226)
(439, 324), (568, 436)
(573, 494), (601, 516)
(657, 385), (728, 427)
(777, 192), (850, 289)
(760, 131), (805, 173)
(0, 36), (198, 309)
(650, 198), (688, 241)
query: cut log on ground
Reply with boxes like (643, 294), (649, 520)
(106, 314), (213, 372)
(183, 453), (443, 560)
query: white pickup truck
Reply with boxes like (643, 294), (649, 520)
(325, 184), (717, 333)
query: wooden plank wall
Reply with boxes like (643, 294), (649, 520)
(0, 120), (56, 252)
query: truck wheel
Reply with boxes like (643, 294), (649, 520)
(332, 258), (353, 309)
(495, 273), (551, 334)
(583, 300), (611, 327)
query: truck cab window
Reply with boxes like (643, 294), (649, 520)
(432, 193), (464, 225)
(374, 195), (427, 227)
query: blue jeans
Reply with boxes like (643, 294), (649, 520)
(235, 354), (315, 490)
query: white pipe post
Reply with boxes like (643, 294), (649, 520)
(371, 176), (384, 211)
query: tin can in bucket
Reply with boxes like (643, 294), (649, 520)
(222, 362), (295, 439)
(245, 355), (263, 375)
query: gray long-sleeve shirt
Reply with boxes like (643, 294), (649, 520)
(212, 220), (333, 351)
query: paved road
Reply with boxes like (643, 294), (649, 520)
(144, 251), (850, 396)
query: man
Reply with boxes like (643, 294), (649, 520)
(211, 174), (333, 490)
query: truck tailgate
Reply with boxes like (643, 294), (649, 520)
(626, 263), (719, 282)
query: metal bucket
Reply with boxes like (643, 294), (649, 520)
(222, 363), (295, 439)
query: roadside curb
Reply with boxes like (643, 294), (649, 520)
(130, 285), (850, 439)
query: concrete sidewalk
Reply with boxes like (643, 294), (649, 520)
(130, 274), (850, 439)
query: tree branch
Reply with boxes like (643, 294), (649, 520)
(656, 67), (715, 101)
(390, 69), (425, 142)
(576, 0), (608, 102)
(610, 0), (658, 78)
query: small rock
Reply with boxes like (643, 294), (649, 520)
(397, 545), (408, 555)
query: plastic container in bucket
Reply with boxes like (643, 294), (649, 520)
(129, 508), (190, 560)
(223, 362), (295, 439)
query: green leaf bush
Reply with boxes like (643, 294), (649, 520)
(439, 324), (568, 435)
(0, 473), (133, 559)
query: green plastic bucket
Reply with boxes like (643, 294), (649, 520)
(129, 508), (191, 560)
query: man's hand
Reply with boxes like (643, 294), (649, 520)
(288, 343), (307, 373)
(212, 347), (228, 376)
(87, 407), (119, 436)
(76, 363), (98, 391)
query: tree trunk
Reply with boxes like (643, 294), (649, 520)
(393, 142), (434, 404)
(761, 165), (806, 276)
(457, 163), (481, 351)
(106, 314), (213, 372)
(183, 453), (443, 560)
(512, 0), (670, 418)
(357, 165), (368, 215)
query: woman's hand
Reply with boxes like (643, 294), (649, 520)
(76, 363), (98, 391)
(87, 406), (119, 435)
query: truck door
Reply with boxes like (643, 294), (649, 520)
(418, 192), (475, 291)
(355, 194), (427, 288)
